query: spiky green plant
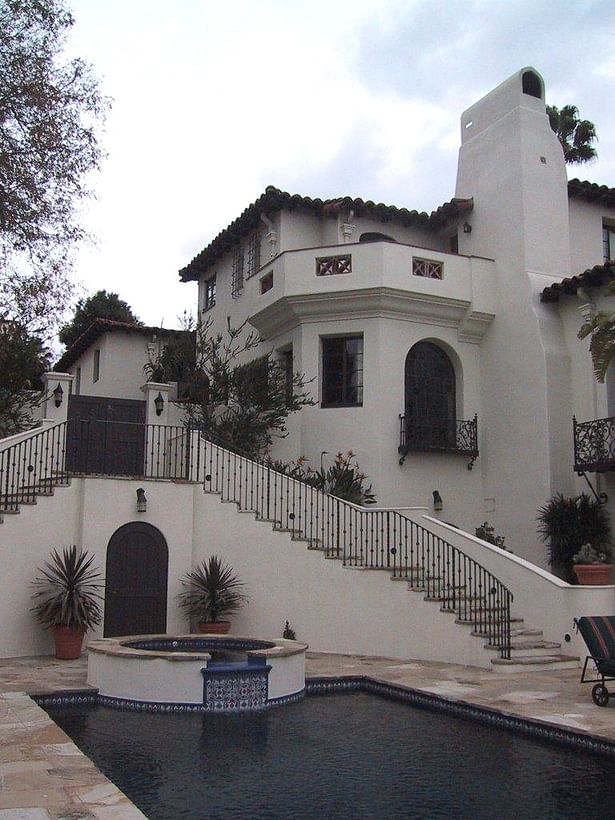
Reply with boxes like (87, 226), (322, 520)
(179, 555), (247, 624)
(31, 546), (103, 629)
(578, 274), (615, 382)
(537, 493), (611, 582)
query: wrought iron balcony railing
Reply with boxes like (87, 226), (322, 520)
(573, 415), (615, 473)
(399, 414), (478, 468)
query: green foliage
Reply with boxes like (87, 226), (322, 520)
(282, 620), (296, 640)
(178, 555), (247, 624)
(578, 275), (615, 382)
(267, 451), (377, 505)
(546, 104), (597, 165)
(475, 521), (506, 550)
(31, 545), (103, 629)
(0, 0), (109, 337)
(182, 318), (314, 456)
(308, 451), (376, 505)
(573, 543), (612, 565)
(59, 290), (142, 349)
(0, 322), (49, 436)
(143, 312), (196, 397)
(537, 493), (611, 582)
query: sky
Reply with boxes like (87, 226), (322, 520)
(64, 0), (615, 335)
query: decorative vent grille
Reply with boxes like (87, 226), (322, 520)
(232, 246), (244, 297)
(316, 254), (352, 276)
(412, 257), (443, 279)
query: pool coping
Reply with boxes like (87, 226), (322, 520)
(29, 672), (615, 758)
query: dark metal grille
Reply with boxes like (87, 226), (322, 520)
(316, 254), (352, 276)
(412, 257), (443, 279)
(573, 415), (615, 473)
(399, 414), (478, 461)
(322, 336), (363, 407)
(232, 246), (244, 297)
(246, 231), (260, 279)
(204, 275), (216, 311)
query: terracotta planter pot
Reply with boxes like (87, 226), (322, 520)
(51, 625), (86, 660)
(573, 564), (613, 585)
(197, 621), (231, 635)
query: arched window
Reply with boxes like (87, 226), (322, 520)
(404, 342), (456, 450)
(359, 232), (397, 243)
(522, 70), (542, 99)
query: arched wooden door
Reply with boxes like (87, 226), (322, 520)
(404, 342), (456, 450)
(104, 522), (168, 637)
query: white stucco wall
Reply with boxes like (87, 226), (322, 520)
(2, 472), (611, 667)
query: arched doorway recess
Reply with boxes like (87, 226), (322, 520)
(104, 521), (168, 637)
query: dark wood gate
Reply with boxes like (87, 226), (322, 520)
(66, 395), (146, 476)
(104, 522), (168, 637)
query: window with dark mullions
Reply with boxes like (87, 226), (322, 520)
(603, 223), (615, 263)
(322, 336), (363, 407)
(203, 275), (216, 311)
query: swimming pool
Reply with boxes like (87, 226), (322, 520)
(43, 688), (615, 819)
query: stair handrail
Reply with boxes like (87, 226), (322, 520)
(197, 431), (513, 659)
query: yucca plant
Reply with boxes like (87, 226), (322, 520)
(179, 555), (247, 626)
(31, 545), (104, 629)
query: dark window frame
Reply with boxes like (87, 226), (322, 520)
(603, 222), (615, 263)
(93, 349), (100, 383)
(321, 335), (363, 408)
(232, 246), (244, 297)
(203, 275), (216, 311)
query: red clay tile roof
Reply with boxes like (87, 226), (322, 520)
(54, 319), (188, 371)
(179, 186), (473, 282)
(540, 263), (615, 303)
(568, 179), (615, 207)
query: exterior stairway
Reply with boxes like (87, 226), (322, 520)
(0, 421), (581, 672)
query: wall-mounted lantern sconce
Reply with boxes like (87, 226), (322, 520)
(136, 487), (147, 513)
(53, 383), (64, 408)
(432, 490), (443, 512)
(154, 392), (164, 417)
(463, 222), (472, 234)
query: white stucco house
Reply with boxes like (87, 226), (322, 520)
(2, 67), (615, 671)
(178, 67), (615, 567)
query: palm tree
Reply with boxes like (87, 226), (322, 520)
(546, 104), (597, 165)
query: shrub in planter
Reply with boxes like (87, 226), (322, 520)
(537, 493), (611, 583)
(31, 546), (103, 659)
(179, 555), (247, 633)
(572, 543), (613, 585)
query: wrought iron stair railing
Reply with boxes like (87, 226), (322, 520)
(199, 434), (512, 659)
(0, 419), (512, 659)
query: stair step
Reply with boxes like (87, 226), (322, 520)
(491, 654), (580, 674)
(485, 640), (561, 657)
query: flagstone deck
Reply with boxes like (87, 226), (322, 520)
(1, 652), (614, 818)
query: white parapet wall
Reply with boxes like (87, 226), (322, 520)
(421, 515), (615, 662)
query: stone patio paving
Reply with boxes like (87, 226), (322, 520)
(1, 651), (614, 818)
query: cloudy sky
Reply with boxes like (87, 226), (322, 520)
(65, 0), (615, 333)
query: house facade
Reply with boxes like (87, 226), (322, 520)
(2, 66), (615, 666)
(179, 67), (615, 567)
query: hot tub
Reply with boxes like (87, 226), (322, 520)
(87, 634), (307, 712)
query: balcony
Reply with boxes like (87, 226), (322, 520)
(398, 414), (479, 468)
(573, 416), (615, 473)
(249, 241), (496, 342)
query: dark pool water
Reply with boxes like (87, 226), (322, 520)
(45, 692), (615, 820)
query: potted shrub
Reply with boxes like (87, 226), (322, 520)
(537, 492), (611, 583)
(31, 546), (103, 659)
(179, 555), (247, 634)
(572, 543), (613, 585)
